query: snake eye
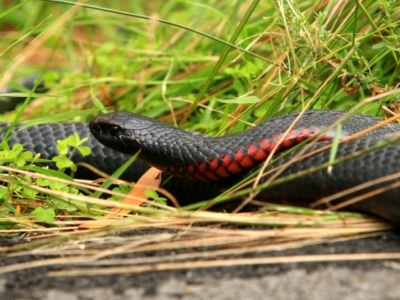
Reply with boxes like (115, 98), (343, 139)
(108, 125), (120, 136)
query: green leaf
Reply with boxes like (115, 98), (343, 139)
(15, 156), (26, 167)
(0, 186), (8, 200)
(5, 150), (17, 160)
(48, 180), (68, 191)
(29, 166), (74, 181)
(22, 187), (38, 199)
(67, 187), (80, 195)
(0, 141), (10, 151)
(31, 207), (55, 223)
(21, 151), (33, 160)
(11, 143), (24, 152)
(37, 178), (50, 187)
(145, 189), (167, 205)
(56, 140), (69, 155)
(66, 134), (78, 146)
(144, 189), (159, 199)
(77, 146), (91, 156)
(54, 200), (77, 212)
(3, 202), (15, 214)
(371, 42), (392, 50)
(65, 133), (88, 147)
(224, 67), (236, 75)
(216, 96), (260, 104)
(52, 155), (74, 169)
(118, 183), (130, 194)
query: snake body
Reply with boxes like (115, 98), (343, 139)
(2, 110), (400, 222)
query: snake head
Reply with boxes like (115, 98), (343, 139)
(89, 112), (154, 155)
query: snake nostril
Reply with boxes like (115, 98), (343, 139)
(91, 123), (102, 132)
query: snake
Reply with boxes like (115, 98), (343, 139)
(2, 108), (400, 223)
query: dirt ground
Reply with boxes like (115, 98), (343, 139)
(1, 231), (400, 300)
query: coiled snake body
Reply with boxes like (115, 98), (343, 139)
(2, 110), (400, 223)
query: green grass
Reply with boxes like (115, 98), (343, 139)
(0, 0), (400, 243)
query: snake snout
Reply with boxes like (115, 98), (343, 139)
(89, 114), (143, 155)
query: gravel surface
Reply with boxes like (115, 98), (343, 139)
(1, 232), (400, 300)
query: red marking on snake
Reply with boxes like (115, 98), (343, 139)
(253, 148), (267, 160)
(204, 170), (221, 180)
(227, 160), (243, 173)
(222, 154), (233, 166)
(261, 138), (272, 149)
(281, 139), (294, 148)
(247, 144), (259, 156)
(241, 156), (255, 168)
(215, 166), (231, 177)
(210, 158), (220, 170)
(247, 143), (267, 161)
(301, 128), (311, 135)
(235, 149), (247, 162)
(193, 172), (208, 181)
(186, 127), (343, 180)
(295, 135), (307, 143)
(288, 130), (297, 138)
(198, 162), (207, 173)
(187, 165), (195, 174)
(274, 133), (283, 142)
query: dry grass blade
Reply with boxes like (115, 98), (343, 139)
(47, 252), (400, 277)
(0, 219), (394, 275)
